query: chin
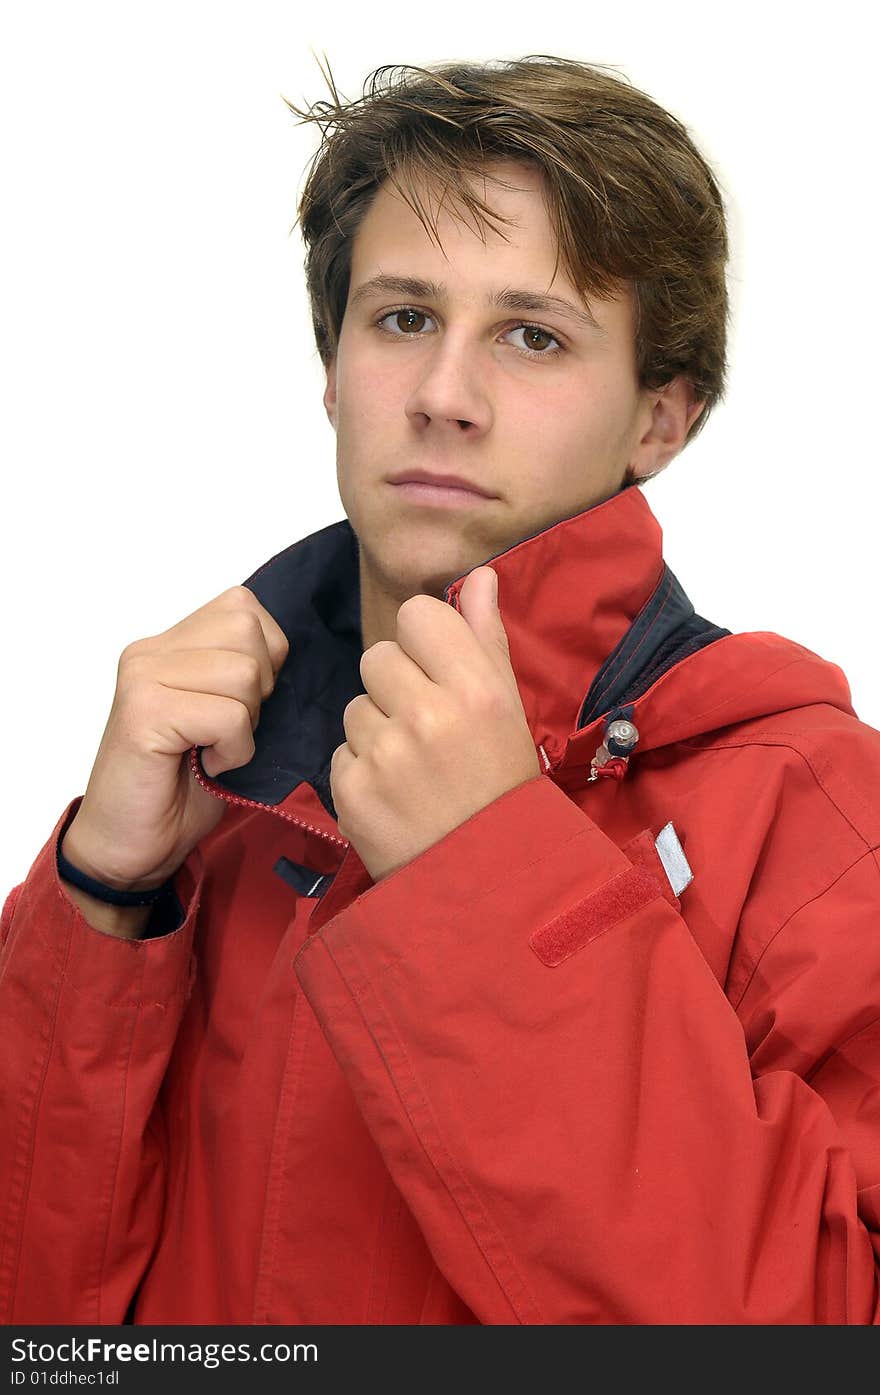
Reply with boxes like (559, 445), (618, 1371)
(364, 538), (470, 604)
(352, 492), (500, 589)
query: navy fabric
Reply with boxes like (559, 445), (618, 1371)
(578, 562), (731, 728)
(273, 856), (336, 898)
(205, 519), (364, 822)
(141, 889), (186, 938)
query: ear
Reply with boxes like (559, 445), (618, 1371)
(627, 377), (706, 482)
(323, 356), (337, 429)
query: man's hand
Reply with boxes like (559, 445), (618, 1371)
(330, 566), (542, 882)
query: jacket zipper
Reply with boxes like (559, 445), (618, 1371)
(186, 746), (350, 849)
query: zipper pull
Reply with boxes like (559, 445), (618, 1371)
(587, 715), (640, 783)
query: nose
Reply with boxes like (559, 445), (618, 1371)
(404, 331), (492, 436)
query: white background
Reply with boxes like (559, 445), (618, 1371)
(2, 2), (877, 892)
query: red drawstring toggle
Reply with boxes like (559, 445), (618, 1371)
(592, 756), (629, 781)
(588, 717), (639, 783)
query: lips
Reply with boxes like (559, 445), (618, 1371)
(388, 481), (494, 510)
(386, 470), (495, 498)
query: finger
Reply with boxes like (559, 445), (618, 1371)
(156, 587), (290, 688)
(149, 648), (268, 729)
(393, 593), (494, 691)
(138, 688), (257, 776)
(358, 641), (430, 719)
(212, 588), (290, 686)
(341, 691), (388, 756)
(151, 603), (279, 699)
(233, 590), (291, 678)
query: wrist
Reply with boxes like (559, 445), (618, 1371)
(60, 822), (169, 896)
(57, 820), (178, 941)
(58, 879), (153, 939)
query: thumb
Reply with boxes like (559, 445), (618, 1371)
(458, 566), (513, 668)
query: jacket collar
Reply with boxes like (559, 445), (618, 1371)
(205, 482), (728, 821)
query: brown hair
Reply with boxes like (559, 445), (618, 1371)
(284, 53), (731, 486)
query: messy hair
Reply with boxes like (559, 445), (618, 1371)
(284, 54), (731, 485)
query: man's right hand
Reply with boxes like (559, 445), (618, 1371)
(59, 585), (290, 921)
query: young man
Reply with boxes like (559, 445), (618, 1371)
(3, 56), (879, 1325)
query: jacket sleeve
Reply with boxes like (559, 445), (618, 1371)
(0, 797), (202, 1324)
(294, 771), (880, 1324)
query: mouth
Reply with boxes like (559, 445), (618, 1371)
(387, 480), (496, 508)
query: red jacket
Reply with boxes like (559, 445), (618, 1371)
(3, 483), (880, 1325)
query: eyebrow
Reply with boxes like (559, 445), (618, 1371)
(347, 273), (608, 338)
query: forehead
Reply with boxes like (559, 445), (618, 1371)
(348, 160), (633, 336)
(353, 159), (554, 256)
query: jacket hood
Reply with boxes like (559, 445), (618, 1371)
(197, 483), (856, 823)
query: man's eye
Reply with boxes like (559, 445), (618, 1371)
(507, 324), (563, 357)
(378, 308), (431, 334)
(374, 308), (564, 360)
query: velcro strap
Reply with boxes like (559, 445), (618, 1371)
(529, 863), (663, 967)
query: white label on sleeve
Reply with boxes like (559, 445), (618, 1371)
(654, 822), (693, 896)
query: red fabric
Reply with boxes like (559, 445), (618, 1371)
(3, 484), (880, 1324)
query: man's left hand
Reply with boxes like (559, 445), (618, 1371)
(330, 566), (542, 882)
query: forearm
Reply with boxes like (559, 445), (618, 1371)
(1, 799), (202, 1321)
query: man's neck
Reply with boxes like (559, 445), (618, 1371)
(359, 566), (406, 653)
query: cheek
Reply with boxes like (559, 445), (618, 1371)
(527, 385), (614, 459)
(337, 360), (399, 439)
(513, 381), (631, 496)
(510, 365), (615, 425)
(335, 395), (384, 458)
(563, 372), (636, 449)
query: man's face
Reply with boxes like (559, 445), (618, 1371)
(323, 159), (688, 616)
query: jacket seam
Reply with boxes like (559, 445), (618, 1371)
(650, 655), (812, 746)
(365, 1180), (401, 1324)
(315, 879), (655, 1023)
(584, 564), (670, 715)
(731, 845), (880, 1013)
(245, 536), (306, 586)
(305, 822), (598, 989)
(0, 882), (24, 952)
(805, 1006), (880, 1086)
(40, 863), (188, 1011)
(94, 964), (145, 1323)
(318, 930), (544, 1324)
(0, 897), (77, 1320)
(251, 991), (311, 1324)
(677, 733), (876, 853)
(62, 972), (190, 1014)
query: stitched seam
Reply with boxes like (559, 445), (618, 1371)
(323, 931), (544, 1324)
(640, 655), (813, 746)
(365, 1181), (400, 1324)
(0, 904), (76, 1320)
(586, 565), (671, 712)
(301, 823), (598, 988)
(677, 734), (875, 853)
(94, 963), (145, 1323)
(62, 972), (190, 1013)
(45, 849), (197, 1009)
(418, 1263), (439, 1324)
(378, 1188), (403, 1325)
(807, 1008), (880, 1081)
(0, 883), (24, 954)
(731, 847), (880, 1012)
(251, 991), (310, 1323)
(245, 536), (309, 586)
